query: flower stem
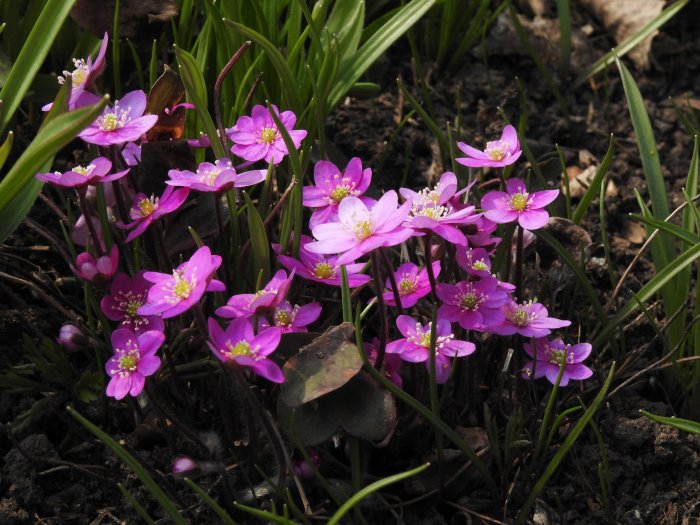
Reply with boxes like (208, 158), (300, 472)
(214, 195), (233, 292)
(379, 247), (404, 315)
(428, 304), (444, 486)
(77, 191), (105, 257)
(514, 225), (524, 300)
(370, 250), (388, 371)
(532, 361), (566, 464)
(423, 233), (438, 301)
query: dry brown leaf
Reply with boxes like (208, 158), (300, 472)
(71, 0), (178, 39)
(580, 0), (665, 70)
(565, 164), (618, 199)
(624, 219), (647, 244)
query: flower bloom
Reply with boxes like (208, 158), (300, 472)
(303, 158), (372, 229)
(120, 185), (189, 242)
(100, 272), (164, 334)
(436, 276), (511, 332)
(456, 125), (522, 168)
(306, 191), (414, 265)
(43, 33), (108, 111)
(490, 300), (570, 337)
(226, 104), (307, 165)
(276, 235), (370, 288)
(167, 159), (266, 193)
(522, 338), (593, 386)
(208, 317), (284, 383)
(139, 246), (225, 319)
(72, 245), (119, 285)
(455, 246), (492, 277)
(79, 90), (158, 146)
(270, 301), (322, 333)
(383, 261), (440, 308)
(364, 338), (403, 388)
(481, 178), (559, 231)
(216, 269), (294, 319)
(105, 328), (164, 400)
(402, 172), (480, 245)
(36, 157), (128, 190)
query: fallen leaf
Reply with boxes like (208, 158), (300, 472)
(624, 218), (647, 244)
(565, 164), (618, 199)
(580, 0), (665, 70)
(71, 0), (178, 39)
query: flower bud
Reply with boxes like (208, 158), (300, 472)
(172, 456), (199, 475)
(57, 324), (89, 351)
(293, 448), (321, 479)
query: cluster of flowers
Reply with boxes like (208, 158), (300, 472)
(46, 37), (592, 401)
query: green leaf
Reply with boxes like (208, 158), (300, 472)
(574, 0), (690, 88)
(327, 463), (430, 525)
(0, 130), (12, 171)
(117, 484), (157, 525)
(572, 134), (614, 225)
(67, 406), (188, 525)
(184, 478), (238, 525)
(328, 0), (436, 109)
(640, 410), (700, 435)
(173, 45), (226, 159)
(234, 503), (302, 525)
(0, 0), (76, 136)
(0, 96), (108, 243)
(243, 191), (270, 284)
(631, 214), (700, 246)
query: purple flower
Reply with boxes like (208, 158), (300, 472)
(172, 457), (199, 476)
(138, 246), (225, 319)
(276, 235), (370, 288)
(293, 449), (321, 480)
(119, 185), (189, 242)
(208, 317), (284, 383)
(167, 159), (266, 193)
(43, 33), (108, 111)
(72, 245), (119, 285)
(481, 178), (559, 231)
(436, 276), (511, 332)
(100, 272), (164, 334)
(306, 191), (414, 265)
(215, 269), (294, 319)
(522, 338), (593, 386)
(226, 105), (307, 165)
(401, 172), (480, 245)
(105, 328), (164, 400)
(490, 300), (571, 337)
(57, 324), (89, 351)
(455, 247), (492, 277)
(456, 125), (522, 168)
(36, 157), (128, 190)
(303, 158), (372, 229)
(365, 338), (403, 388)
(122, 142), (142, 166)
(383, 261), (440, 308)
(79, 90), (158, 146)
(270, 301), (321, 333)
(466, 216), (501, 249)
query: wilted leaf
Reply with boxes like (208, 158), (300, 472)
(71, 0), (178, 39)
(145, 67), (187, 141)
(280, 323), (362, 408)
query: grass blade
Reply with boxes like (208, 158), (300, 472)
(184, 478), (238, 525)
(555, 0), (571, 77)
(572, 134), (614, 225)
(0, 130), (13, 171)
(574, 0), (690, 88)
(67, 406), (187, 525)
(243, 191), (270, 284)
(640, 410), (700, 435)
(630, 214), (700, 245)
(117, 483), (158, 525)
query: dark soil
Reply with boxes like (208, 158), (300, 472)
(3, 2), (700, 523)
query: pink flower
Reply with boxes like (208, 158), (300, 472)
(490, 300), (570, 337)
(522, 338), (593, 386)
(226, 105), (307, 165)
(208, 317), (284, 383)
(119, 185), (189, 242)
(138, 246), (225, 319)
(270, 301), (322, 333)
(57, 324), (89, 351)
(455, 247), (492, 277)
(100, 272), (164, 334)
(36, 157), (128, 190)
(303, 158), (372, 229)
(364, 338), (403, 388)
(456, 125), (522, 168)
(172, 457), (199, 475)
(306, 191), (414, 265)
(481, 178), (559, 231)
(275, 235), (370, 288)
(105, 328), (164, 400)
(382, 261), (440, 308)
(402, 172), (480, 245)
(215, 269), (294, 319)
(386, 315), (475, 384)
(72, 245), (119, 285)
(43, 33), (108, 111)
(167, 159), (266, 193)
(466, 216), (501, 249)
(436, 276), (512, 332)
(79, 90), (158, 146)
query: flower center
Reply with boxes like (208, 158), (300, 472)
(398, 276), (418, 295)
(511, 308), (529, 326)
(260, 127), (277, 144)
(472, 259), (489, 271)
(137, 196), (159, 217)
(169, 270), (196, 302)
(125, 299), (141, 318)
(460, 292), (480, 310)
(353, 219), (374, 240)
(485, 140), (508, 161)
(548, 348), (568, 365)
(330, 185), (350, 203)
(313, 262), (336, 279)
(408, 322), (454, 350)
(413, 204), (449, 220)
(509, 192), (529, 212)
(274, 305), (298, 327)
(200, 168), (221, 186)
(98, 105), (131, 132)
(225, 340), (252, 358)
(72, 164), (96, 177)
(119, 352), (139, 371)
(58, 59), (89, 87)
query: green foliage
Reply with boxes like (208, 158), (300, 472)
(641, 410), (700, 435)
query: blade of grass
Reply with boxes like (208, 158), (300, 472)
(574, 0), (690, 88)
(117, 483), (157, 525)
(67, 406), (187, 525)
(572, 134), (614, 225)
(243, 191), (270, 285)
(184, 478), (238, 525)
(0, 130), (12, 171)
(640, 410), (700, 435)
(555, 0), (571, 77)
(630, 214), (700, 245)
